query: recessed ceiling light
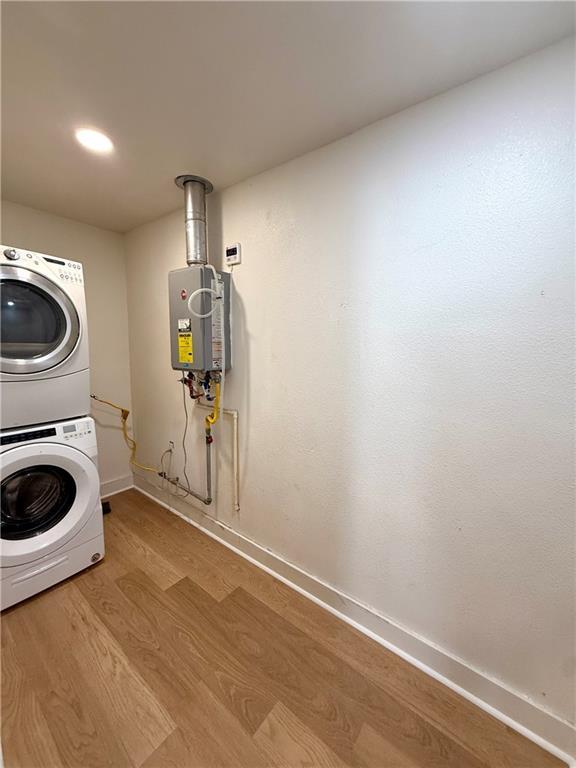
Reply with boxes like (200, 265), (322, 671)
(75, 128), (114, 154)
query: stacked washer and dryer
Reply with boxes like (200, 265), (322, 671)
(0, 245), (104, 609)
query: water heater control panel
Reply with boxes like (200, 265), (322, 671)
(225, 243), (241, 267)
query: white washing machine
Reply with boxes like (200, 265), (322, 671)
(1, 417), (104, 610)
(0, 244), (90, 429)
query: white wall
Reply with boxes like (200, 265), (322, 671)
(1, 201), (133, 494)
(126, 40), (575, 732)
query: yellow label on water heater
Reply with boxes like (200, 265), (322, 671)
(178, 332), (193, 364)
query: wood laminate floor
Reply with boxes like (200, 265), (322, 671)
(1, 489), (567, 768)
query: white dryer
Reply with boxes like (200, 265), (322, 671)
(1, 417), (104, 609)
(0, 244), (90, 429)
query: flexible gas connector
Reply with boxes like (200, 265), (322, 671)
(90, 394), (158, 474)
(205, 382), (221, 428)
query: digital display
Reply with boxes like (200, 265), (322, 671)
(44, 256), (66, 266)
(226, 247), (237, 257)
(63, 424), (76, 433)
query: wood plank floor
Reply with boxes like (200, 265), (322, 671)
(1, 489), (566, 768)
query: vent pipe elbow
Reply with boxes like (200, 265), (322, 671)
(175, 174), (214, 266)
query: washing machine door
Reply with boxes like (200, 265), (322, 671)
(0, 443), (99, 566)
(0, 264), (80, 374)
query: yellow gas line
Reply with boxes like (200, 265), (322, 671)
(205, 382), (221, 428)
(90, 394), (158, 474)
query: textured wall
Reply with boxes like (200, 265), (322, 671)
(1, 201), (133, 493)
(125, 40), (575, 723)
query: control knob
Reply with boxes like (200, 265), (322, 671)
(3, 248), (19, 260)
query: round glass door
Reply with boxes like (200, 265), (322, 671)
(0, 265), (80, 374)
(1, 465), (77, 540)
(0, 443), (100, 566)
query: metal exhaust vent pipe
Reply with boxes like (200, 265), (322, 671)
(175, 174), (214, 266)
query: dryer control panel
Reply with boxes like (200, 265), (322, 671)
(1, 246), (84, 285)
(47, 258), (84, 285)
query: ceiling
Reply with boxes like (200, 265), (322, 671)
(2, 2), (573, 232)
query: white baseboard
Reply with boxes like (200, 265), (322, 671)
(101, 474), (133, 498)
(129, 478), (575, 764)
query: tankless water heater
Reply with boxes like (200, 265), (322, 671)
(168, 265), (231, 372)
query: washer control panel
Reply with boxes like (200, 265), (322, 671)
(62, 420), (93, 440)
(0, 418), (95, 449)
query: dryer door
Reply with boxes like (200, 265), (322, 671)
(0, 265), (80, 374)
(0, 443), (100, 566)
